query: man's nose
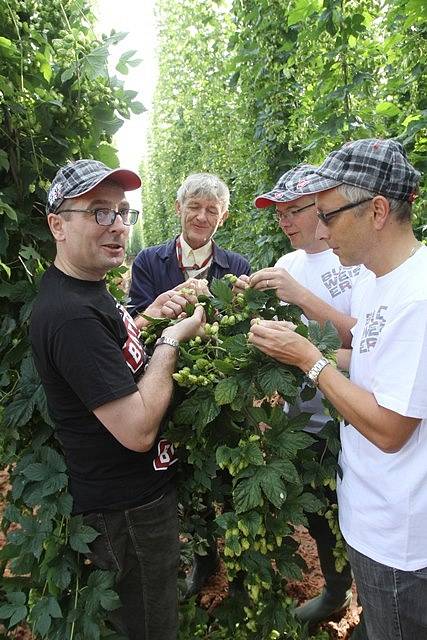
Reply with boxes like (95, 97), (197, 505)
(315, 219), (328, 241)
(110, 212), (127, 231)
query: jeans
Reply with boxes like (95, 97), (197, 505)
(347, 544), (427, 640)
(83, 487), (179, 640)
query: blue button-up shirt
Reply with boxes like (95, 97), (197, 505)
(128, 237), (251, 316)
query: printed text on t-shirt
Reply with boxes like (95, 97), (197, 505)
(359, 305), (388, 353)
(117, 304), (147, 374)
(321, 265), (360, 298)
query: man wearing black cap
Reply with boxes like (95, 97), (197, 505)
(249, 139), (427, 639)
(30, 159), (205, 640)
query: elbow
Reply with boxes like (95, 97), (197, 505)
(133, 434), (156, 453)
(376, 436), (406, 454)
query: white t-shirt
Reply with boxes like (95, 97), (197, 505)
(275, 249), (363, 433)
(337, 245), (427, 571)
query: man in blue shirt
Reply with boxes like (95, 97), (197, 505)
(129, 172), (250, 322)
(129, 172), (251, 595)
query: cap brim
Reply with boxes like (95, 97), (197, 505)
(254, 190), (300, 209)
(287, 172), (342, 196)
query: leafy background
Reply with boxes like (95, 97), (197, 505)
(139, 0), (426, 267)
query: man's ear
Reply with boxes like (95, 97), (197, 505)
(371, 196), (390, 230)
(47, 213), (66, 241)
(219, 210), (229, 227)
(175, 200), (181, 217)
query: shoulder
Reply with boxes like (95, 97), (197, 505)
(274, 250), (303, 269)
(133, 238), (176, 265)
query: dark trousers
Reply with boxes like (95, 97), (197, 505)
(83, 488), (179, 640)
(348, 544), (427, 640)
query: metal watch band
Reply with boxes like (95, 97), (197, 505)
(155, 336), (180, 350)
(306, 357), (330, 386)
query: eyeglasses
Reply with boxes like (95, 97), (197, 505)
(316, 198), (373, 225)
(274, 201), (315, 222)
(58, 208), (139, 226)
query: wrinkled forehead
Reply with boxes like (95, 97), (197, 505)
(184, 192), (223, 208)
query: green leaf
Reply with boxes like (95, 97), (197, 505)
(69, 516), (99, 553)
(299, 492), (324, 513)
(214, 377), (238, 405)
(375, 101), (401, 117)
(257, 365), (298, 397)
(0, 202), (17, 221)
(130, 101), (146, 115)
(210, 277), (233, 304)
(308, 320), (341, 351)
(233, 474), (263, 513)
(267, 429), (314, 458)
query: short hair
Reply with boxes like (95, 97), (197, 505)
(176, 173), (230, 212)
(336, 184), (412, 223)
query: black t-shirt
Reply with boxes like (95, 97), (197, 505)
(30, 265), (177, 514)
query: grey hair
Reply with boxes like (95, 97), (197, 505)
(176, 173), (230, 212)
(336, 184), (412, 222)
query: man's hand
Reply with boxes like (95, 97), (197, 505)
(162, 305), (205, 342)
(135, 289), (199, 329)
(232, 274), (250, 294)
(249, 267), (304, 305)
(174, 278), (210, 297)
(248, 319), (321, 372)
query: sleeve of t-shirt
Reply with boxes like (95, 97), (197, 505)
(128, 250), (158, 316)
(371, 300), (427, 418)
(51, 316), (139, 410)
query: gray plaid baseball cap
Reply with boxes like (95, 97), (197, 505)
(286, 139), (420, 202)
(254, 164), (318, 208)
(46, 159), (141, 214)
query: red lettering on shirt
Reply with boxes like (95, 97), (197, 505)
(153, 439), (178, 471)
(118, 304), (147, 374)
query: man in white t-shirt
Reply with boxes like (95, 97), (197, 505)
(249, 139), (426, 640)
(241, 165), (360, 627)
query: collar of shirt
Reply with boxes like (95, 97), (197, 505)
(178, 234), (213, 268)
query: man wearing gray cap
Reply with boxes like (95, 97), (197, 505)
(30, 159), (205, 640)
(249, 139), (427, 639)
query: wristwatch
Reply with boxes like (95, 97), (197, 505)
(306, 357), (330, 387)
(155, 336), (180, 350)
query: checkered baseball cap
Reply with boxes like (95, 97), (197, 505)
(46, 159), (141, 214)
(254, 164), (318, 208)
(286, 139), (420, 202)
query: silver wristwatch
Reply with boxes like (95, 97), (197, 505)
(155, 336), (180, 350)
(306, 357), (330, 387)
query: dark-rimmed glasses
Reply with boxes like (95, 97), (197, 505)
(274, 201), (315, 222)
(58, 208), (139, 226)
(316, 198), (373, 225)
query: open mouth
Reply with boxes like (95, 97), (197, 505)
(103, 243), (124, 251)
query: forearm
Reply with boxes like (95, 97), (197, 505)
(93, 345), (177, 452)
(336, 348), (352, 371)
(316, 364), (418, 452)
